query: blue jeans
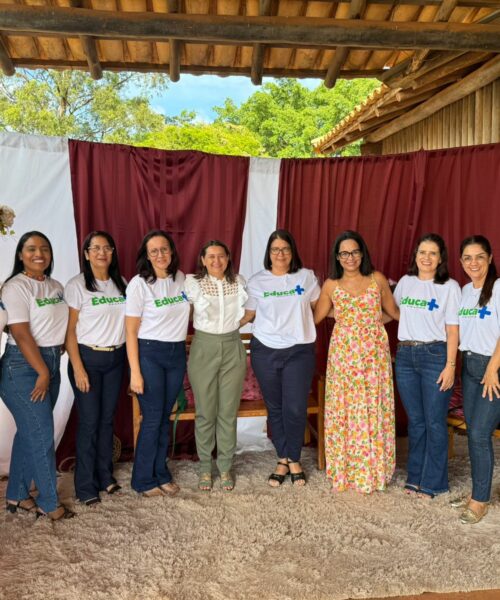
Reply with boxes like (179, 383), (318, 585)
(68, 344), (126, 502)
(131, 339), (186, 493)
(462, 351), (500, 503)
(250, 337), (316, 462)
(395, 342), (453, 495)
(0, 344), (61, 512)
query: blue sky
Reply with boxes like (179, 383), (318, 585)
(152, 74), (320, 121)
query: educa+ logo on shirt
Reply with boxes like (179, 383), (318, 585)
(400, 296), (439, 311)
(458, 305), (491, 320)
(91, 296), (125, 306)
(154, 292), (189, 307)
(263, 285), (305, 298)
(36, 292), (65, 307)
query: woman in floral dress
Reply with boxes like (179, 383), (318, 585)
(315, 231), (399, 494)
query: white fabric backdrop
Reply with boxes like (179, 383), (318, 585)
(0, 133), (79, 475)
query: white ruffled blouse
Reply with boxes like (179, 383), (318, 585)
(185, 274), (247, 334)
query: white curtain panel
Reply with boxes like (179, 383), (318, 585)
(0, 133), (79, 475)
(237, 157), (280, 452)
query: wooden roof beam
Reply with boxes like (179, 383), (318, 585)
(0, 33), (14, 76)
(324, 0), (366, 89)
(2, 6), (500, 53)
(69, 0), (102, 80)
(250, 0), (272, 86)
(168, 0), (181, 82)
(367, 54), (500, 142)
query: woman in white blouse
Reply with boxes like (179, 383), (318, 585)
(126, 230), (190, 497)
(185, 240), (247, 491)
(65, 231), (127, 506)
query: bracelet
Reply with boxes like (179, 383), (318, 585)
(447, 361), (456, 367)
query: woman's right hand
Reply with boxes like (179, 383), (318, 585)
(130, 371), (144, 395)
(31, 370), (50, 402)
(74, 367), (90, 393)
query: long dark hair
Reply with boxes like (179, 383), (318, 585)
(329, 230), (374, 279)
(136, 230), (180, 283)
(6, 231), (54, 282)
(460, 235), (497, 307)
(82, 231), (126, 296)
(263, 229), (303, 274)
(194, 240), (236, 284)
(407, 233), (450, 284)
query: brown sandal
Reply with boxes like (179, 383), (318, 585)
(36, 504), (75, 521)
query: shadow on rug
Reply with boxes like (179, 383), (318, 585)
(1, 437), (499, 600)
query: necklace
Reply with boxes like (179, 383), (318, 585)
(22, 270), (46, 282)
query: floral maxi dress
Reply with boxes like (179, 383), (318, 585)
(325, 278), (395, 493)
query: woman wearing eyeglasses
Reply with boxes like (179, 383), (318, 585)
(244, 230), (320, 487)
(185, 241), (248, 492)
(126, 230), (190, 497)
(314, 230), (399, 494)
(393, 233), (460, 499)
(451, 235), (500, 524)
(65, 231), (127, 506)
(0, 231), (74, 520)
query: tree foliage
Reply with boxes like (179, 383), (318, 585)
(0, 70), (167, 143)
(214, 78), (379, 157)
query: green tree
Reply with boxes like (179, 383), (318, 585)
(214, 78), (379, 157)
(139, 120), (264, 156)
(0, 69), (167, 143)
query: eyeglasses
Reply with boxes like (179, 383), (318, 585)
(461, 254), (489, 264)
(270, 247), (292, 256)
(148, 247), (171, 258)
(88, 245), (114, 254)
(337, 250), (362, 260)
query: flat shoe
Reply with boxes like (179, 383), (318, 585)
(36, 505), (76, 521)
(142, 487), (164, 498)
(220, 472), (234, 492)
(450, 495), (470, 509)
(198, 473), (212, 492)
(460, 505), (488, 524)
(80, 497), (101, 507)
(6, 496), (37, 514)
(160, 482), (180, 496)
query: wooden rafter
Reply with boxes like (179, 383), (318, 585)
(1, 7), (500, 53)
(366, 54), (500, 141)
(0, 33), (14, 76)
(251, 0), (272, 85)
(324, 0), (366, 89)
(69, 0), (102, 80)
(167, 0), (181, 82)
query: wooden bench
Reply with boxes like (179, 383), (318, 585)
(131, 333), (326, 470)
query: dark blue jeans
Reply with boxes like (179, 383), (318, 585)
(68, 344), (126, 502)
(0, 344), (61, 513)
(395, 342), (453, 495)
(250, 337), (315, 462)
(462, 351), (500, 503)
(131, 339), (186, 493)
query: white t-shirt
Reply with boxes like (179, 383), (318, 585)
(459, 279), (500, 356)
(2, 274), (68, 346)
(185, 274), (247, 334)
(246, 268), (320, 349)
(126, 272), (189, 342)
(394, 275), (461, 342)
(64, 273), (126, 347)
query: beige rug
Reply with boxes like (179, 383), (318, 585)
(1, 436), (499, 600)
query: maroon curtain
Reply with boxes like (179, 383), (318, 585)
(57, 141), (249, 462)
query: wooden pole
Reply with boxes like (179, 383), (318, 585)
(1, 6), (500, 53)
(367, 55), (500, 142)
(251, 0), (272, 86)
(0, 33), (14, 76)
(167, 0), (180, 82)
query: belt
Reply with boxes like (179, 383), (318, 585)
(398, 340), (442, 347)
(83, 343), (124, 352)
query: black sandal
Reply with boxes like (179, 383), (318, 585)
(80, 497), (101, 507)
(288, 462), (306, 486)
(268, 461), (290, 487)
(6, 496), (37, 514)
(105, 483), (122, 495)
